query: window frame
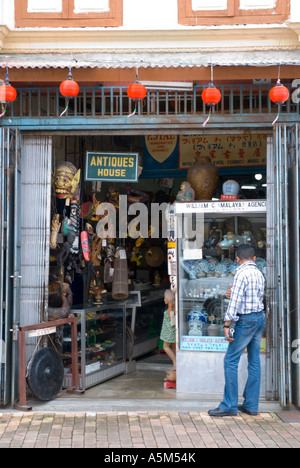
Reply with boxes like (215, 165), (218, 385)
(15, 0), (123, 27)
(178, 0), (290, 25)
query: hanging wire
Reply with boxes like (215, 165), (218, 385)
(203, 113), (211, 127)
(203, 62), (213, 127)
(59, 65), (72, 117)
(60, 98), (69, 117)
(128, 66), (139, 118)
(272, 25), (284, 126)
(0, 66), (9, 118)
(272, 108), (280, 126)
(128, 107), (136, 118)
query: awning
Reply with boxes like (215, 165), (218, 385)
(0, 50), (300, 69)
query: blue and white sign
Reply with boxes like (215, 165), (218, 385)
(181, 335), (229, 352)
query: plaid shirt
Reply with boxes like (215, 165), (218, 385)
(224, 261), (265, 322)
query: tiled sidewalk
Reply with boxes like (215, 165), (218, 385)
(0, 411), (300, 448)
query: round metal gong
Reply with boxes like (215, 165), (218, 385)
(27, 347), (64, 401)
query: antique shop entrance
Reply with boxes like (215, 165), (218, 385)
(1, 125), (299, 406)
(0, 79), (299, 408)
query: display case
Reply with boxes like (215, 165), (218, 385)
(174, 199), (267, 395)
(62, 302), (126, 391)
(125, 289), (166, 359)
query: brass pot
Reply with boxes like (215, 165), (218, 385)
(187, 156), (219, 200)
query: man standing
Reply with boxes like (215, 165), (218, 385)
(208, 244), (265, 417)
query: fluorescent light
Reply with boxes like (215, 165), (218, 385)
(241, 185), (257, 190)
(140, 81), (193, 91)
(255, 173), (263, 181)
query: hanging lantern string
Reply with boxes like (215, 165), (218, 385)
(0, 66), (16, 118)
(272, 66), (282, 126)
(59, 67), (72, 116)
(60, 98), (69, 117)
(272, 26), (284, 127)
(203, 63), (214, 126)
(272, 110), (280, 126)
(0, 105), (6, 119)
(128, 106), (136, 118)
(128, 67), (139, 118)
(59, 66), (78, 117)
(0, 70), (7, 117)
(203, 111), (211, 127)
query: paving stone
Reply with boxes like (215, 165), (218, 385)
(0, 411), (299, 448)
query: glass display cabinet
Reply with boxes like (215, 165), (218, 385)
(62, 302), (126, 391)
(125, 289), (166, 359)
(174, 200), (267, 395)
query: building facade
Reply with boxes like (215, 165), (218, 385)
(0, 0), (299, 409)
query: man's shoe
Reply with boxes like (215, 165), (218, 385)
(208, 408), (237, 417)
(238, 405), (258, 416)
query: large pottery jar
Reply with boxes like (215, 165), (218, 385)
(187, 155), (219, 200)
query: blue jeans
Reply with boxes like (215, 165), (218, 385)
(219, 312), (266, 414)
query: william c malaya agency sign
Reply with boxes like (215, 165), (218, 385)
(85, 152), (139, 182)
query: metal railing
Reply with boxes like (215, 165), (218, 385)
(3, 83), (299, 120)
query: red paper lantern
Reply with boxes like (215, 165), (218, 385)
(0, 73), (17, 102)
(0, 84), (17, 102)
(202, 85), (222, 106)
(127, 82), (147, 100)
(269, 82), (289, 105)
(60, 69), (79, 98)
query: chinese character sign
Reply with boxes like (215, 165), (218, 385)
(179, 134), (267, 169)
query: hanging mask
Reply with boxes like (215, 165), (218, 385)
(54, 161), (81, 202)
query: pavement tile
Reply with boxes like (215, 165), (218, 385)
(0, 411), (299, 448)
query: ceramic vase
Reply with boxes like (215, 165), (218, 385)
(187, 156), (219, 200)
(187, 307), (208, 336)
(219, 235), (234, 249)
(222, 179), (240, 196)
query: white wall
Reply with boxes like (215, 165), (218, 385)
(123, 0), (178, 29)
(0, 0), (297, 30)
(290, 0), (300, 22)
(0, 0), (15, 29)
(239, 0), (276, 9)
(27, 0), (62, 12)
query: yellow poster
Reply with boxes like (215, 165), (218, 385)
(179, 134), (267, 169)
(145, 135), (178, 163)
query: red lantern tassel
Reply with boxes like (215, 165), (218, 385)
(272, 112), (280, 126)
(60, 99), (69, 117)
(128, 107), (136, 118)
(203, 113), (211, 127)
(0, 107), (6, 118)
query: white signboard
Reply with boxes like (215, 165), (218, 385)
(175, 200), (267, 215)
(181, 335), (229, 352)
(183, 248), (203, 260)
(86, 361), (101, 374)
(28, 327), (57, 338)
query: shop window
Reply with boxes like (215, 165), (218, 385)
(178, 0), (290, 25)
(15, 0), (123, 27)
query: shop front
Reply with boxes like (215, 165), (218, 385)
(0, 74), (299, 409)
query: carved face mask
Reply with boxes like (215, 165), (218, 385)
(54, 161), (81, 201)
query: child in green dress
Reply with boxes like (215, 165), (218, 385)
(160, 289), (176, 369)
